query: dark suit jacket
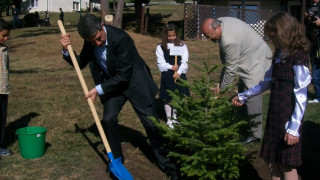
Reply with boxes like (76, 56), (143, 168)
(63, 25), (159, 109)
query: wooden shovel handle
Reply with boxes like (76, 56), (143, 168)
(58, 20), (111, 153)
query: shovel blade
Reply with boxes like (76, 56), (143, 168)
(107, 152), (134, 180)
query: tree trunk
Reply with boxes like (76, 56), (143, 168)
(6, 2), (10, 16)
(114, 0), (124, 28)
(134, 0), (150, 19)
(134, 0), (142, 19)
(89, 0), (93, 13)
(100, 0), (109, 24)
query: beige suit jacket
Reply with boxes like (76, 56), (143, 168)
(218, 17), (272, 89)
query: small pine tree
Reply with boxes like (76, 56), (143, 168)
(152, 60), (251, 180)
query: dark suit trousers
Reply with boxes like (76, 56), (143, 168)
(102, 94), (176, 174)
(0, 94), (8, 147)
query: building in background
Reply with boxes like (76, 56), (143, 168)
(18, 0), (101, 13)
(197, 0), (306, 23)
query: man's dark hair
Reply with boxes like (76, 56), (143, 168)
(77, 14), (102, 39)
(0, 19), (11, 31)
(161, 23), (182, 50)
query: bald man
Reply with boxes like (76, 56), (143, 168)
(202, 17), (272, 144)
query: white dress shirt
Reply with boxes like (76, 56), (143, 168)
(156, 43), (189, 75)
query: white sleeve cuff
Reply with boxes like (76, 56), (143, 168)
(62, 49), (69, 56)
(238, 92), (249, 104)
(95, 84), (104, 95)
(285, 121), (300, 137)
(286, 129), (300, 137)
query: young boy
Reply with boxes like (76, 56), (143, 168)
(0, 19), (12, 157)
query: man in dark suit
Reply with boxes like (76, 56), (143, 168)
(59, 14), (177, 179)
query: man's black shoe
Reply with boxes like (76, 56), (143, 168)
(241, 137), (260, 144)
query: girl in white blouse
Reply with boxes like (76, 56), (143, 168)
(232, 12), (311, 180)
(156, 24), (190, 129)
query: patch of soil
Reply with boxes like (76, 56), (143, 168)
(94, 140), (320, 180)
(94, 142), (272, 180)
(94, 142), (168, 180)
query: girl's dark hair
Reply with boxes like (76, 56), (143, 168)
(161, 23), (182, 50)
(77, 14), (102, 39)
(0, 19), (11, 31)
(264, 12), (310, 57)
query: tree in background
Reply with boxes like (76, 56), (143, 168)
(134, 0), (150, 19)
(100, 0), (110, 24)
(175, 0), (187, 4)
(0, 0), (12, 17)
(114, 0), (124, 28)
(100, 0), (124, 28)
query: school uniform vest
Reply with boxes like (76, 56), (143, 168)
(260, 50), (309, 166)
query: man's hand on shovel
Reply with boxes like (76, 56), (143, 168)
(58, 20), (133, 180)
(59, 33), (71, 52)
(85, 88), (98, 103)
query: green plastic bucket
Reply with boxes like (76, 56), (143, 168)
(16, 126), (47, 159)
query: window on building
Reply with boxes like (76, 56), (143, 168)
(29, 0), (39, 8)
(73, 2), (80, 11)
(230, 5), (259, 24)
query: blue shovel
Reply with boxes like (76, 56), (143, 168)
(58, 20), (133, 180)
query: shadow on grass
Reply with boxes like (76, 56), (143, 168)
(9, 41), (37, 53)
(74, 123), (155, 180)
(75, 123), (122, 180)
(299, 121), (320, 180)
(76, 122), (156, 164)
(237, 151), (263, 180)
(307, 89), (315, 100)
(10, 69), (38, 74)
(14, 25), (78, 38)
(74, 123), (109, 166)
(5, 112), (40, 146)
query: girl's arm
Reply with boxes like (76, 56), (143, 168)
(177, 44), (189, 75)
(237, 65), (273, 104)
(285, 65), (311, 137)
(156, 45), (172, 72)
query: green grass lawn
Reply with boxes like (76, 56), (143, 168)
(0, 5), (319, 179)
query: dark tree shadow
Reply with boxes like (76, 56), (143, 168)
(75, 123), (155, 180)
(8, 41), (37, 53)
(9, 69), (38, 74)
(74, 123), (109, 165)
(176, 151), (263, 180)
(77, 122), (156, 164)
(5, 112), (40, 146)
(122, 13), (172, 38)
(299, 121), (320, 180)
(15, 26), (77, 38)
(237, 151), (263, 180)
(74, 124), (118, 179)
(307, 89), (315, 100)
